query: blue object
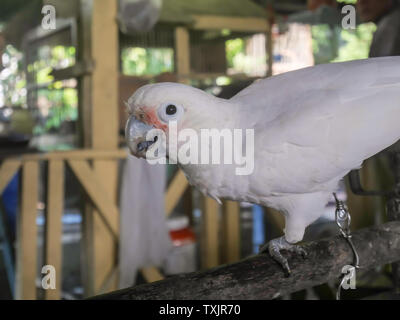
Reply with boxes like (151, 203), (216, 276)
(0, 172), (19, 298)
(252, 205), (265, 253)
(1, 172), (19, 238)
(0, 215), (14, 298)
(36, 212), (82, 225)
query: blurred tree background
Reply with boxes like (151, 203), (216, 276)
(0, 0), (377, 144)
(121, 47), (174, 76)
(1, 44), (78, 138)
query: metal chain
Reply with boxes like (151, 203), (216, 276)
(333, 192), (360, 300)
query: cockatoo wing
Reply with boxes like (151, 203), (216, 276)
(231, 57), (400, 193)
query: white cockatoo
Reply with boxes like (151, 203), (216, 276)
(125, 57), (400, 274)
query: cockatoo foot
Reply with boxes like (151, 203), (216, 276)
(259, 236), (307, 277)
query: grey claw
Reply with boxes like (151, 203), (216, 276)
(290, 246), (308, 259)
(299, 248), (307, 259)
(281, 258), (291, 277)
(268, 240), (291, 276)
(260, 236), (307, 276)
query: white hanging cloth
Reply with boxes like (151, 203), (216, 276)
(118, 154), (171, 288)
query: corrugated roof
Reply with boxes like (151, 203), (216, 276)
(159, 0), (267, 24)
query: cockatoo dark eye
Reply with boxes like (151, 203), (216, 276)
(157, 102), (184, 123)
(166, 104), (177, 115)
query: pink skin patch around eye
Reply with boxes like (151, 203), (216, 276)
(143, 107), (168, 132)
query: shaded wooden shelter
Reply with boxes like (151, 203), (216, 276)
(1, 0), (399, 301)
(0, 0), (279, 300)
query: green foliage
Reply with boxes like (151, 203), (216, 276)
(1, 43), (78, 137)
(312, 22), (376, 64)
(225, 37), (266, 76)
(121, 47), (174, 76)
(28, 45), (76, 85)
(311, 25), (341, 64)
(34, 87), (78, 134)
(0, 45), (26, 107)
(30, 45), (77, 134)
(332, 23), (376, 62)
(226, 38), (244, 69)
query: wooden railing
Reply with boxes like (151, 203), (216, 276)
(0, 149), (241, 299)
(0, 149), (126, 299)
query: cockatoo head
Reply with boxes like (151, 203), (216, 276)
(125, 82), (230, 159)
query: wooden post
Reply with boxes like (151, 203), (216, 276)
(79, 0), (119, 296)
(165, 170), (188, 216)
(44, 160), (64, 300)
(175, 27), (190, 80)
(140, 267), (165, 283)
(222, 201), (240, 263)
(15, 161), (39, 300)
(201, 197), (220, 269)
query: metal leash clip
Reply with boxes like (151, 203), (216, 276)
(333, 193), (360, 300)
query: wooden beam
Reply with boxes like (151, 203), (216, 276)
(89, 0), (119, 296)
(15, 161), (39, 300)
(92, 221), (400, 300)
(79, 0), (119, 296)
(96, 265), (119, 295)
(0, 160), (21, 194)
(175, 27), (190, 78)
(7, 149), (127, 162)
(67, 159), (118, 238)
(90, 160), (119, 295)
(50, 60), (94, 82)
(222, 200), (240, 264)
(183, 186), (194, 225)
(44, 160), (64, 300)
(201, 197), (220, 269)
(192, 15), (269, 32)
(165, 170), (188, 216)
(140, 267), (165, 283)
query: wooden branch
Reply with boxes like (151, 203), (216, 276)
(92, 221), (400, 300)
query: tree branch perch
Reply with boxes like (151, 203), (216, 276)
(92, 221), (400, 300)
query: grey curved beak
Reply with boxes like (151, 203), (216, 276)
(125, 116), (155, 157)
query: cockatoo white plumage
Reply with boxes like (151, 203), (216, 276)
(125, 57), (400, 274)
